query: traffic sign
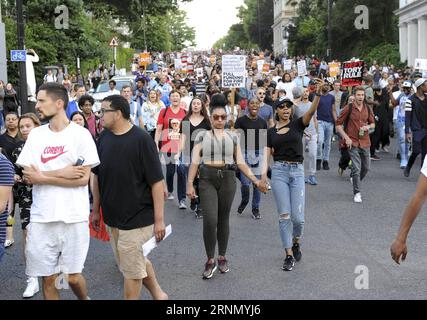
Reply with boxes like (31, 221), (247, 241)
(109, 37), (119, 47)
(10, 50), (26, 62)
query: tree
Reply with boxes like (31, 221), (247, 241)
(288, 0), (399, 61)
(214, 0), (274, 51)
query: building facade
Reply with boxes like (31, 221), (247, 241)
(272, 0), (300, 55)
(395, 0), (427, 66)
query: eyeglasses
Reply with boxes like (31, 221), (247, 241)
(258, 93), (266, 96)
(99, 108), (117, 116)
(212, 115), (227, 121)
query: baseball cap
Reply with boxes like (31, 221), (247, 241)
(415, 78), (427, 89)
(274, 97), (293, 109)
(402, 81), (412, 88)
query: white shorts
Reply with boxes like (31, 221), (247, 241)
(25, 221), (90, 277)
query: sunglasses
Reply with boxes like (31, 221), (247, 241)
(277, 104), (293, 110)
(258, 93), (266, 96)
(212, 115), (227, 121)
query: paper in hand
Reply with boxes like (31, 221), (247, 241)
(142, 224), (172, 257)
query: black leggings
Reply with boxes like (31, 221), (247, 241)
(407, 136), (427, 172)
(199, 166), (236, 259)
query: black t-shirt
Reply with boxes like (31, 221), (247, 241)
(234, 115), (268, 151)
(0, 132), (21, 162)
(267, 117), (307, 163)
(180, 118), (211, 154)
(92, 126), (164, 230)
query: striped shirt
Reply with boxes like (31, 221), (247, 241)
(0, 154), (16, 261)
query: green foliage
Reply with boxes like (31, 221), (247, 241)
(364, 43), (402, 67)
(3, 0), (193, 84)
(289, 0), (400, 61)
(215, 0), (274, 51)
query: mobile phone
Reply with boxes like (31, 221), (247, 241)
(75, 156), (85, 166)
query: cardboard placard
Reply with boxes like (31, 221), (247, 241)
(222, 55), (246, 88)
(297, 60), (307, 76)
(341, 61), (365, 87)
(328, 62), (341, 78)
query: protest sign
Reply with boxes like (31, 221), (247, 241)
(222, 55), (246, 88)
(341, 60), (365, 87)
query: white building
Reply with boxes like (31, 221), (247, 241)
(395, 0), (427, 66)
(272, 0), (301, 55)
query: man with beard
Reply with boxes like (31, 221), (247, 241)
(16, 83), (99, 300)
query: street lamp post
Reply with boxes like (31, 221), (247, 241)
(327, 0), (332, 60)
(17, 0), (28, 114)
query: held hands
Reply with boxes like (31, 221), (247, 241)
(255, 179), (268, 194)
(390, 239), (407, 265)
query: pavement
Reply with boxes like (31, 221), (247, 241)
(2, 140), (427, 300)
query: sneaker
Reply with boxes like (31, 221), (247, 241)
(292, 243), (302, 262)
(195, 207), (203, 219)
(179, 200), (187, 210)
(322, 161), (330, 171)
(381, 146), (390, 153)
(354, 193), (362, 203)
(237, 203), (247, 215)
(304, 176), (310, 184)
(252, 208), (261, 220)
(4, 239), (14, 248)
(370, 155), (381, 161)
(338, 167), (344, 176)
(316, 160), (322, 171)
(22, 277), (39, 299)
(404, 167), (410, 178)
(202, 261), (217, 279)
(217, 258), (229, 273)
(167, 193), (174, 200)
(308, 175), (318, 185)
(190, 198), (197, 211)
(282, 255), (296, 271)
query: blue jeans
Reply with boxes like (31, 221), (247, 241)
(396, 119), (409, 167)
(163, 152), (187, 202)
(317, 120), (334, 162)
(271, 162), (305, 250)
(239, 151), (263, 210)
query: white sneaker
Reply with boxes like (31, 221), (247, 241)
(354, 193), (362, 203)
(23, 277), (39, 298)
(167, 193), (174, 200)
(179, 200), (187, 210)
(4, 239), (14, 248)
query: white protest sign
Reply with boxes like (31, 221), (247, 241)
(257, 59), (265, 73)
(196, 68), (204, 78)
(174, 59), (182, 70)
(222, 55), (246, 88)
(415, 59), (427, 70)
(283, 59), (293, 71)
(297, 60), (307, 76)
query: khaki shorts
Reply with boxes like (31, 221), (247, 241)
(107, 225), (154, 280)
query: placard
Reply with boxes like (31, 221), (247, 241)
(222, 55), (246, 88)
(297, 60), (307, 76)
(341, 60), (365, 87)
(328, 62), (341, 78)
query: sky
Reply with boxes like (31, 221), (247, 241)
(180, 0), (245, 50)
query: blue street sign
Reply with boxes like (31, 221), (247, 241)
(10, 50), (26, 62)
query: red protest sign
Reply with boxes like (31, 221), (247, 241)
(341, 61), (364, 87)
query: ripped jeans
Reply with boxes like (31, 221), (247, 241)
(271, 162), (305, 250)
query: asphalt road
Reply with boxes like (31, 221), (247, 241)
(2, 140), (427, 300)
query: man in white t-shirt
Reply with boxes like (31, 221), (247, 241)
(16, 83), (100, 300)
(43, 69), (57, 84)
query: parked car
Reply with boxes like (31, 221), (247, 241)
(89, 76), (134, 111)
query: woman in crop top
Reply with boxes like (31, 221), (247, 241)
(261, 79), (323, 272)
(187, 93), (268, 280)
(179, 96), (211, 219)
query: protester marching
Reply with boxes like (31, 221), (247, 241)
(2, 41), (427, 301)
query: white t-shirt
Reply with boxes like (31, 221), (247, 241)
(276, 81), (296, 100)
(421, 156), (427, 178)
(16, 122), (100, 224)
